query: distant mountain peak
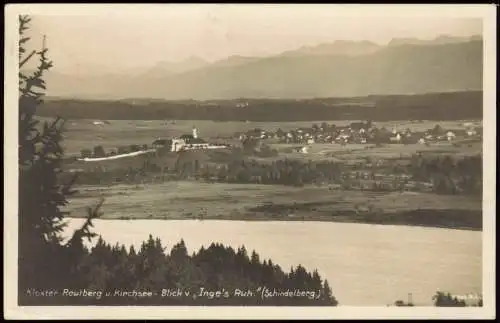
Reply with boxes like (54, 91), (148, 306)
(183, 55), (208, 64)
(44, 40), (482, 100)
(209, 55), (261, 68)
(147, 56), (209, 75)
(388, 34), (482, 47)
(280, 40), (382, 57)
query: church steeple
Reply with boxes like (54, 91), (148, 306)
(192, 126), (198, 139)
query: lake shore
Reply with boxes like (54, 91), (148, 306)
(62, 218), (482, 306)
(66, 209), (482, 232)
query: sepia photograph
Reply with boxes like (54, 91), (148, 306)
(4, 3), (496, 320)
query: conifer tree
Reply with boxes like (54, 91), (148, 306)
(18, 15), (102, 302)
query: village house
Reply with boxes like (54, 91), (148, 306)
(466, 128), (477, 136)
(335, 133), (350, 143)
(171, 138), (187, 152)
(389, 133), (402, 143)
(235, 102), (249, 108)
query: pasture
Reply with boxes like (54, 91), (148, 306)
(38, 117), (482, 156)
(65, 181), (481, 223)
(54, 117), (483, 230)
(267, 142), (482, 163)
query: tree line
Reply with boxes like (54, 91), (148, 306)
(38, 91), (482, 122)
(408, 154), (482, 196)
(21, 235), (337, 306)
(65, 152), (482, 197)
(392, 291), (482, 307)
(196, 155), (481, 195)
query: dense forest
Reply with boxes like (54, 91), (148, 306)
(22, 235), (336, 306)
(38, 91), (482, 122)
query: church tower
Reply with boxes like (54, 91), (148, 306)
(192, 126), (198, 139)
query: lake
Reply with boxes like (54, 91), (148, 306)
(63, 219), (482, 306)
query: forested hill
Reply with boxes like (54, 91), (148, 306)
(38, 91), (482, 122)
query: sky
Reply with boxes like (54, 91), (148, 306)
(25, 4), (483, 75)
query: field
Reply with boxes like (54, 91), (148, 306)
(65, 181), (482, 230)
(52, 117), (483, 231)
(266, 142), (481, 162)
(44, 117), (482, 156)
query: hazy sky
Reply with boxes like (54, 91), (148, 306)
(26, 5), (483, 74)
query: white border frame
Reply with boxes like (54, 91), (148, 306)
(4, 4), (496, 320)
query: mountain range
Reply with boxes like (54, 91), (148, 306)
(40, 35), (483, 100)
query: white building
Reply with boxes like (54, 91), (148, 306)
(171, 138), (186, 152)
(390, 133), (402, 142)
(446, 131), (456, 141)
(466, 128), (477, 136)
(336, 134), (350, 141)
(235, 102), (249, 108)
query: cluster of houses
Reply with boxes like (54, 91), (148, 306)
(80, 126), (230, 160)
(235, 101), (249, 108)
(152, 127), (229, 152)
(236, 121), (482, 146)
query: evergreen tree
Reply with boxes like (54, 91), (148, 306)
(432, 291), (466, 307)
(322, 280), (338, 305)
(18, 15), (101, 304)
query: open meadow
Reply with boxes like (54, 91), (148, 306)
(65, 181), (482, 230)
(42, 117), (482, 156)
(53, 117), (483, 231)
(265, 141), (481, 162)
